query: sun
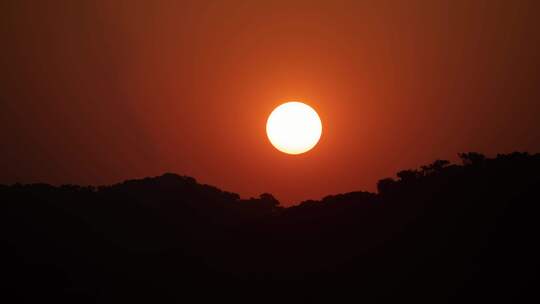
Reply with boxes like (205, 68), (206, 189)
(266, 101), (322, 155)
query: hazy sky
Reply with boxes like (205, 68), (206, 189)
(2, 0), (540, 204)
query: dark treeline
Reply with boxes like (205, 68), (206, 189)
(2, 152), (539, 303)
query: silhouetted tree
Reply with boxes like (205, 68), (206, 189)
(377, 177), (397, 194)
(421, 159), (450, 174)
(396, 169), (421, 181)
(258, 193), (279, 208)
(459, 152), (486, 166)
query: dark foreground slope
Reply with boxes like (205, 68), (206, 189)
(1, 152), (539, 303)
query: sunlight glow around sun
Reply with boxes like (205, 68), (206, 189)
(266, 102), (322, 155)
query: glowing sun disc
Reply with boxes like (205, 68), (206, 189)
(266, 101), (322, 155)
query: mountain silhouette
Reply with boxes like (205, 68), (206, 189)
(2, 152), (539, 303)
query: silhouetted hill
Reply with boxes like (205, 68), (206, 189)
(2, 152), (540, 303)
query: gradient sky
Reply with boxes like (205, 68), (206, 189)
(2, 0), (540, 205)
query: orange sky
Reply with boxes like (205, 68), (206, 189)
(2, 0), (540, 204)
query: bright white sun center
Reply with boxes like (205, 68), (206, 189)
(266, 101), (322, 155)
